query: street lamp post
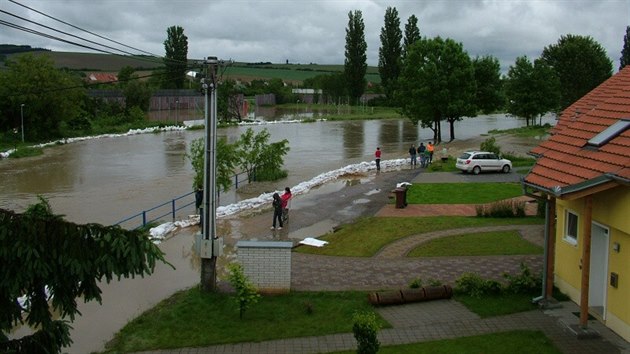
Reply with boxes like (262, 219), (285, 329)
(20, 104), (24, 143)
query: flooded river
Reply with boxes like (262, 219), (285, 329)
(0, 113), (553, 225)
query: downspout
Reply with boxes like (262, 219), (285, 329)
(522, 182), (549, 303)
(545, 197), (556, 299)
(580, 195), (594, 328)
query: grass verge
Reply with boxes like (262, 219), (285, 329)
(405, 182), (523, 204)
(407, 230), (543, 257)
(333, 330), (561, 354)
(455, 293), (539, 318)
(488, 124), (552, 138)
(295, 216), (543, 257)
(7, 146), (44, 158)
(103, 288), (387, 353)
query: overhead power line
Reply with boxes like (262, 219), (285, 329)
(0, 18), (188, 67)
(8, 0), (160, 58)
(5, 0), (190, 66)
(0, 9), (160, 61)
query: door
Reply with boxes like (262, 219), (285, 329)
(589, 222), (609, 318)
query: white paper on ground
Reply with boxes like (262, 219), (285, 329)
(299, 237), (328, 247)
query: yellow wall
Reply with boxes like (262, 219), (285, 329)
(554, 185), (630, 342)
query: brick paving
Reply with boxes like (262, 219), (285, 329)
(134, 170), (629, 354)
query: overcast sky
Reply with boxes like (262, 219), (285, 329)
(1, 0), (628, 72)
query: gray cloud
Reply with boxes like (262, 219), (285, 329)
(1, 0), (627, 72)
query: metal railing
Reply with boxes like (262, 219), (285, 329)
(115, 169), (254, 230)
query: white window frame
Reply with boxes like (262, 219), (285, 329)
(564, 209), (579, 245)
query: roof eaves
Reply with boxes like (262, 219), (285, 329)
(522, 174), (615, 199)
(607, 173), (630, 186)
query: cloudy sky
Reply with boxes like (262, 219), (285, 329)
(1, 0), (628, 72)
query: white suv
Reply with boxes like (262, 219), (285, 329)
(455, 151), (512, 174)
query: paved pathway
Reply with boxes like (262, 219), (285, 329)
(134, 170), (630, 354)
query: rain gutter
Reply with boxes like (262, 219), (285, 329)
(520, 177), (550, 303)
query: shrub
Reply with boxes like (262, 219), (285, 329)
(503, 263), (542, 295)
(255, 167), (288, 181)
(455, 273), (502, 298)
(352, 311), (380, 354)
(480, 137), (501, 155)
(476, 200), (526, 218)
(227, 263), (261, 319)
(428, 278), (443, 287)
(303, 301), (314, 315)
(514, 201), (526, 217)
(408, 278), (423, 289)
(8, 146), (43, 158)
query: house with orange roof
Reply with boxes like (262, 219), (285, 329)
(523, 66), (630, 340)
(87, 72), (118, 84)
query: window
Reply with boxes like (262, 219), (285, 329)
(587, 119), (630, 147)
(564, 210), (578, 245)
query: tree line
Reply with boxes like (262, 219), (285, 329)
(368, 7), (624, 142)
(4, 19), (629, 144)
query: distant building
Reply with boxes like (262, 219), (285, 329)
(86, 73), (118, 84)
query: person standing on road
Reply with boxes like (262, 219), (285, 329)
(281, 187), (292, 222)
(408, 144), (417, 166)
(375, 147), (381, 171)
(427, 142), (435, 164)
(417, 143), (426, 167)
(271, 193), (283, 230)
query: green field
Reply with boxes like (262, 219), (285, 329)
(6, 51), (164, 71)
(5, 51), (381, 83)
(223, 64), (380, 83)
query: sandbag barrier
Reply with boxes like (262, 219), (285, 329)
(368, 285), (453, 306)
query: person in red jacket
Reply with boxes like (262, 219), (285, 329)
(281, 187), (292, 222)
(375, 147), (381, 171)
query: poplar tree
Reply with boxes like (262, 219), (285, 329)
(620, 26), (630, 70)
(378, 6), (402, 103)
(163, 25), (189, 89)
(402, 14), (421, 59)
(344, 10), (367, 105)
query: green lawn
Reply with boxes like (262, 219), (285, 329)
(405, 183), (523, 204)
(333, 330), (561, 354)
(489, 124), (552, 138)
(295, 216), (543, 257)
(455, 293), (539, 318)
(407, 230), (543, 257)
(102, 288), (559, 353)
(103, 289), (387, 353)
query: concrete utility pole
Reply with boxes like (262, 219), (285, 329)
(199, 56), (220, 292)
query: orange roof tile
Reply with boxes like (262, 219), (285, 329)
(524, 66), (630, 196)
(87, 73), (118, 83)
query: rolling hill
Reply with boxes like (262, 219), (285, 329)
(4, 50), (381, 84)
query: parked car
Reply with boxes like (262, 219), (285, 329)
(455, 151), (512, 174)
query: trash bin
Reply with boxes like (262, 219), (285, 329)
(394, 187), (407, 209)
